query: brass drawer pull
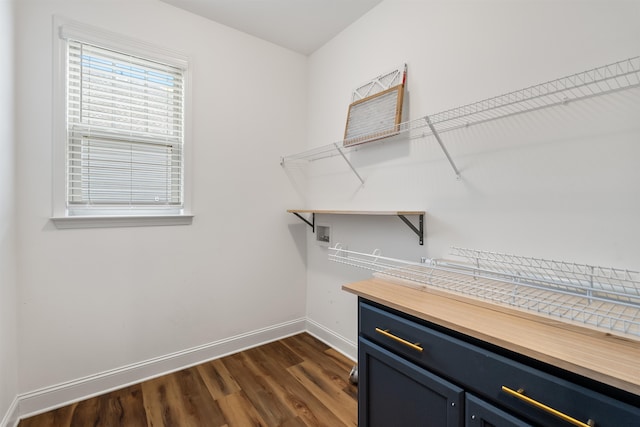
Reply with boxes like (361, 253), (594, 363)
(501, 386), (595, 427)
(375, 327), (423, 352)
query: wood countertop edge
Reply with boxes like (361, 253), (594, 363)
(343, 278), (640, 396)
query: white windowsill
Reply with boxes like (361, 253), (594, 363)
(51, 214), (194, 229)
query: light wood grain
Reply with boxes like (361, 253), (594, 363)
(343, 278), (640, 395)
(287, 209), (424, 216)
(19, 333), (357, 427)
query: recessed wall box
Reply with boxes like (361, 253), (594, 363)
(316, 224), (331, 246)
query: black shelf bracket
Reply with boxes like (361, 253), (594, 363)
(292, 212), (315, 232)
(397, 214), (424, 245)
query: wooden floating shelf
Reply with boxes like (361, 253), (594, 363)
(287, 209), (425, 245)
(287, 209), (424, 215)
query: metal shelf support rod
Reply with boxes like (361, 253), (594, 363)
(426, 116), (461, 179)
(334, 143), (365, 184)
(397, 214), (424, 245)
(292, 212), (315, 232)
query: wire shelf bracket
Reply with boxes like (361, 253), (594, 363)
(334, 143), (365, 185)
(425, 116), (460, 179)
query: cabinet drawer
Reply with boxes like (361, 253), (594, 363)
(360, 300), (459, 369)
(360, 300), (640, 427)
(466, 394), (532, 427)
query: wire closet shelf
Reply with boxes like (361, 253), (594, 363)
(329, 245), (640, 338)
(281, 56), (640, 164)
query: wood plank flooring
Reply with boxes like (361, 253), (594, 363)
(19, 333), (357, 427)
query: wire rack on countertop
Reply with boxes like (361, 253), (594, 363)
(329, 245), (640, 338)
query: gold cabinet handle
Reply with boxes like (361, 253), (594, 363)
(501, 386), (595, 427)
(375, 327), (423, 352)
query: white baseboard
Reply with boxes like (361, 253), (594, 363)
(17, 318), (306, 420)
(305, 318), (357, 362)
(0, 396), (19, 427)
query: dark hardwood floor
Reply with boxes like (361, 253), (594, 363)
(19, 333), (358, 427)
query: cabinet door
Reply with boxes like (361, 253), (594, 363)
(359, 337), (464, 427)
(466, 394), (532, 427)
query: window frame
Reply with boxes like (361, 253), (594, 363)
(51, 16), (193, 228)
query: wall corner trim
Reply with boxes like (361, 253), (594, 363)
(305, 318), (357, 362)
(0, 396), (20, 427)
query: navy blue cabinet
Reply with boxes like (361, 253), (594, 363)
(465, 394), (532, 427)
(359, 338), (463, 426)
(357, 298), (640, 427)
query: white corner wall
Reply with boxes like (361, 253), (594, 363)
(9, 0), (640, 420)
(0, 0), (19, 425)
(15, 0), (308, 416)
(304, 0), (640, 359)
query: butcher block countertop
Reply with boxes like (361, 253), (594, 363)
(343, 277), (640, 396)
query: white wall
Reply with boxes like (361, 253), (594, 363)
(1, 1), (19, 424)
(15, 0), (308, 411)
(10, 0), (640, 418)
(302, 0), (640, 358)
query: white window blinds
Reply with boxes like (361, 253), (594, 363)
(66, 40), (185, 211)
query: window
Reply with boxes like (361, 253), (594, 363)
(52, 18), (192, 228)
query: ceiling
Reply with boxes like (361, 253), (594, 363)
(159, 0), (383, 55)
